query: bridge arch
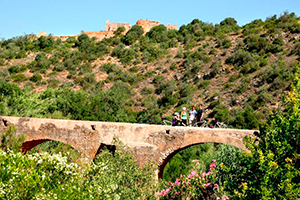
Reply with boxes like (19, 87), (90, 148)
(157, 141), (247, 179)
(22, 139), (81, 155)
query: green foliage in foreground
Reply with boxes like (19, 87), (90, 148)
(0, 125), (24, 153)
(0, 139), (157, 200)
(219, 69), (300, 199)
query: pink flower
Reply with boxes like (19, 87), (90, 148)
(222, 195), (229, 200)
(216, 197), (221, 200)
(203, 182), (212, 187)
(201, 172), (206, 179)
(166, 187), (172, 193)
(196, 174), (200, 178)
(188, 170), (197, 178)
(157, 190), (166, 196)
(175, 178), (181, 186)
(213, 159), (216, 163)
(214, 184), (220, 189)
(206, 172), (212, 176)
(209, 162), (216, 171)
(158, 189), (171, 197)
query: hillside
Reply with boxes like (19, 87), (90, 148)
(1, 12), (300, 129)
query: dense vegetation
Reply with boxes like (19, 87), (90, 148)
(0, 133), (158, 199)
(1, 12), (300, 199)
(1, 12), (300, 128)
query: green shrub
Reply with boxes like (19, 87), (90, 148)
(141, 87), (154, 95)
(243, 34), (269, 53)
(100, 63), (122, 74)
(198, 80), (211, 89)
(78, 63), (93, 75)
(228, 73), (240, 82)
(0, 125), (24, 153)
(0, 69), (9, 78)
(0, 59), (5, 66)
(225, 50), (257, 68)
(0, 80), (22, 97)
(129, 66), (139, 73)
(235, 77), (251, 93)
(66, 36), (76, 44)
(13, 73), (27, 82)
(47, 78), (60, 88)
(240, 61), (260, 74)
(19, 65), (27, 72)
(230, 106), (259, 129)
(213, 103), (231, 122)
(8, 65), (20, 74)
(30, 74), (42, 82)
(216, 36), (232, 48)
(34, 53), (50, 70)
(53, 63), (65, 72)
(222, 82), (235, 91)
(252, 91), (272, 109)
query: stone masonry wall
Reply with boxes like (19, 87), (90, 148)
(105, 20), (132, 32)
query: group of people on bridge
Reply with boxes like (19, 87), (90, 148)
(172, 104), (204, 127)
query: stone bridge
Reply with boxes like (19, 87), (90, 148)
(0, 116), (256, 178)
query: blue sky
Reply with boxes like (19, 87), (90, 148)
(1, 0), (300, 39)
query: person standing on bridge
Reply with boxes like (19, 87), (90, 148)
(180, 107), (187, 126)
(189, 105), (197, 126)
(196, 104), (204, 127)
(172, 112), (181, 126)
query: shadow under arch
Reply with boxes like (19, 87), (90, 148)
(93, 143), (116, 162)
(21, 139), (81, 156)
(158, 142), (247, 179)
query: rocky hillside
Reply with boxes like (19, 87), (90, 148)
(1, 12), (300, 129)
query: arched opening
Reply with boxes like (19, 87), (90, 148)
(93, 143), (116, 162)
(22, 139), (51, 153)
(158, 142), (244, 180)
(23, 139), (82, 164)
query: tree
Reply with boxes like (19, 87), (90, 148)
(113, 26), (126, 35)
(146, 24), (168, 43)
(123, 25), (144, 45)
(220, 17), (238, 26)
(222, 68), (300, 199)
(36, 35), (55, 50)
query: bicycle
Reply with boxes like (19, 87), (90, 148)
(190, 119), (211, 128)
(212, 120), (228, 129)
(162, 120), (172, 126)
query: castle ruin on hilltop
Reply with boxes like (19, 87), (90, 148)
(37, 19), (177, 41)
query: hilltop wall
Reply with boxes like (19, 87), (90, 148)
(136, 19), (161, 32)
(81, 31), (115, 41)
(105, 20), (132, 32)
(40, 19), (177, 42)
